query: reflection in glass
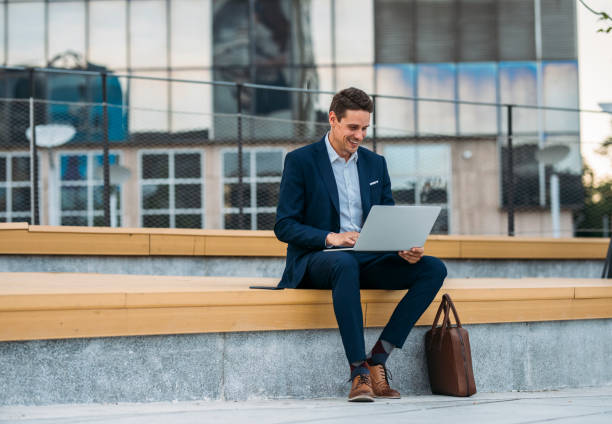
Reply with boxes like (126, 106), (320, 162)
(310, 0), (333, 65)
(417, 64), (456, 135)
(543, 61), (579, 134)
(171, 71), (213, 133)
(175, 184), (202, 209)
(213, 0), (249, 67)
(375, 65), (416, 137)
(334, 0), (374, 65)
(336, 66), (375, 95)
(129, 72), (169, 132)
(499, 62), (537, 133)
(61, 187), (87, 211)
(457, 63), (498, 135)
(61, 155), (87, 181)
(142, 154), (169, 179)
(49, 2), (86, 61)
(89, 1), (127, 69)
(224, 152), (250, 178)
(142, 185), (170, 209)
(130, 0), (168, 68)
(94, 185), (120, 210)
(254, 0), (290, 67)
(8, 2), (45, 66)
(171, 0), (212, 67)
(175, 153), (202, 179)
(419, 177), (448, 204)
(255, 151), (282, 177)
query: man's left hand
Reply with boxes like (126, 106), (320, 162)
(399, 247), (424, 264)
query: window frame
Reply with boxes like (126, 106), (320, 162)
(55, 149), (124, 227)
(138, 148), (205, 228)
(220, 147), (285, 230)
(0, 151), (32, 223)
(383, 142), (453, 234)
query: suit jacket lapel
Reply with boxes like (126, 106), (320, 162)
(357, 151), (371, 221)
(315, 139), (340, 215)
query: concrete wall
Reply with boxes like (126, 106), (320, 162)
(1, 319), (611, 405)
(0, 255), (604, 279)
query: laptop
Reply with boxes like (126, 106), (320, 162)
(324, 205), (441, 252)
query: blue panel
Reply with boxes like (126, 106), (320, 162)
(374, 64), (416, 136)
(60, 155), (87, 181)
(457, 62), (498, 135)
(417, 63), (456, 135)
(499, 61), (538, 134)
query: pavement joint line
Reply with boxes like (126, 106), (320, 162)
(514, 409), (612, 424)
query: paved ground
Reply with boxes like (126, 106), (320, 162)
(1, 387), (611, 424)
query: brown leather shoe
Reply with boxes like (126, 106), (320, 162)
(348, 373), (375, 402)
(367, 363), (401, 399)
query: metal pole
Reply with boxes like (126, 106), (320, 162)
(102, 72), (110, 227)
(29, 68), (39, 225)
(507, 104), (515, 237)
(237, 83), (245, 229)
(371, 94), (377, 153)
(550, 173), (560, 238)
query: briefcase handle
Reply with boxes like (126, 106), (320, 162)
(430, 293), (463, 332)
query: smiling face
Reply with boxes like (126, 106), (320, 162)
(328, 109), (371, 161)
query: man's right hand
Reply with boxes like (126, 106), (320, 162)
(326, 231), (360, 247)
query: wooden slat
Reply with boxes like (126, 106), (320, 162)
(0, 229), (149, 255)
(366, 298), (612, 327)
(0, 225), (609, 259)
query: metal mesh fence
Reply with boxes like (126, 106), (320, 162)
(0, 67), (610, 237)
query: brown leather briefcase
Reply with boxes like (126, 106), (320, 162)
(425, 293), (477, 397)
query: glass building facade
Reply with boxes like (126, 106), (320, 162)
(0, 0), (582, 235)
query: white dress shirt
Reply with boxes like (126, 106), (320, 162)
(325, 133), (363, 233)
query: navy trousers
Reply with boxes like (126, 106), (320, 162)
(301, 251), (447, 364)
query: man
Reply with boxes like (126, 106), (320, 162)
(274, 87), (447, 402)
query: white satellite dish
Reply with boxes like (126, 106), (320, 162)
(25, 124), (76, 148)
(534, 145), (570, 166)
(94, 164), (132, 185)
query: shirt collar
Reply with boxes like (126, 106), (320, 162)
(325, 132), (358, 164)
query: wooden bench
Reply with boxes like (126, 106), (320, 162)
(1, 272), (611, 342)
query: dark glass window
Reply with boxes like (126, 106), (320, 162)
(11, 157), (30, 181)
(176, 214), (202, 229)
(61, 186), (87, 211)
(224, 152), (250, 178)
(175, 153), (201, 179)
(143, 215), (170, 228)
(142, 154), (169, 179)
(142, 184), (169, 209)
(175, 184), (202, 209)
(0, 158), (5, 182)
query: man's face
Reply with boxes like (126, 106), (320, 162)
(328, 109), (370, 160)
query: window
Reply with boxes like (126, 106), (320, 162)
(0, 153), (32, 223)
(384, 144), (451, 234)
(58, 152), (122, 226)
(140, 149), (204, 228)
(222, 149), (283, 230)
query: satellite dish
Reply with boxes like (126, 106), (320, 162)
(94, 164), (132, 185)
(25, 124), (76, 148)
(599, 103), (612, 113)
(535, 145), (570, 166)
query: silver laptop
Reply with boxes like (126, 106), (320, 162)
(324, 205), (441, 252)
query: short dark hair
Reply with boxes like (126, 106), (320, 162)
(329, 87), (373, 121)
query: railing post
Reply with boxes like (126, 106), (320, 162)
(102, 72), (110, 227)
(506, 104), (515, 237)
(29, 68), (39, 225)
(371, 94), (377, 153)
(236, 83), (246, 229)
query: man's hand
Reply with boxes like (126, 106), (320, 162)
(399, 247), (424, 264)
(326, 231), (360, 247)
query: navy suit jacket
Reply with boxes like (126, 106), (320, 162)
(274, 136), (395, 288)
